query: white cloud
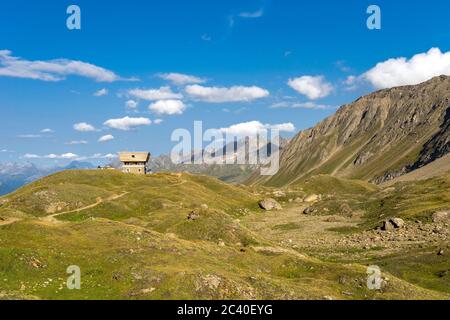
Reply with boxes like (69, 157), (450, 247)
(65, 140), (88, 145)
(128, 86), (182, 101)
(158, 73), (206, 85)
(24, 154), (40, 159)
(239, 9), (264, 18)
(74, 122), (96, 132)
(149, 100), (186, 115)
(24, 152), (118, 161)
(270, 123), (296, 132)
(48, 153), (78, 159)
(104, 116), (151, 131)
(0, 50), (121, 82)
(94, 88), (108, 96)
(362, 48), (450, 89)
(25, 153), (78, 159)
(17, 134), (42, 138)
(40, 128), (54, 133)
(288, 76), (333, 100)
(154, 119), (163, 125)
(125, 100), (138, 109)
(219, 121), (295, 137)
(185, 85), (269, 103)
(98, 134), (114, 142)
(270, 101), (334, 110)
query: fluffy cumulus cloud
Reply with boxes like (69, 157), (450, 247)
(154, 119), (163, 124)
(73, 122), (96, 132)
(288, 76), (333, 100)
(219, 121), (295, 137)
(128, 86), (182, 101)
(98, 134), (114, 142)
(158, 73), (206, 85)
(149, 100), (186, 115)
(185, 85), (269, 103)
(94, 88), (108, 96)
(362, 48), (450, 89)
(0, 50), (121, 82)
(104, 116), (151, 131)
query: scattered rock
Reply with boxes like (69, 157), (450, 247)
(438, 249), (444, 256)
(273, 190), (286, 198)
(200, 204), (209, 210)
(304, 194), (320, 203)
(436, 270), (449, 278)
(325, 216), (343, 222)
(294, 197), (303, 203)
(432, 211), (449, 223)
(339, 203), (353, 217)
(258, 198), (282, 211)
(141, 288), (156, 294)
(187, 210), (201, 221)
(391, 218), (405, 228)
(303, 206), (318, 215)
(28, 257), (44, 269)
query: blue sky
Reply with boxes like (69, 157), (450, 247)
(1, 0), (450, 165)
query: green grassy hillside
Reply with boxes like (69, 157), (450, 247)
(0, 170), (448, 300)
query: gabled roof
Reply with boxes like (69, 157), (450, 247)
(119, 152), (150, 162)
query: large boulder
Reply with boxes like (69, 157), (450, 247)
(258, 198), (282, 211)
(381, 218), (405, 231)
(304, 194), (320, 203)
(432, 211), (450, 223)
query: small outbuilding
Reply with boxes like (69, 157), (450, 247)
(119, 152), (150, 175)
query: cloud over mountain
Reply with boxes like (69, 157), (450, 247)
(288, 76), (333, 100)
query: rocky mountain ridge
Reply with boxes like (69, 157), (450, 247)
(249, 75), (450, 186)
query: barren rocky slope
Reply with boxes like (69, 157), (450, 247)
(249, 76), (450, 186)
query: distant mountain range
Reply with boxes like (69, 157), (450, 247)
(248, 75), (450, 186)
(142, 137), (289, 184)
(0, 161), (95, 196)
